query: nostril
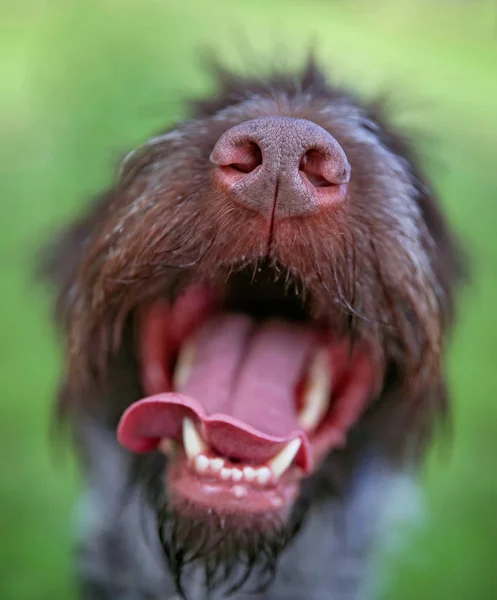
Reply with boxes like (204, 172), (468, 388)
(299, 149), (350, 189)
(300, 151), (332, 188)
(300, 150), (336, 188)
(228, 142), (262, 174)
(211, 136), (263, 178)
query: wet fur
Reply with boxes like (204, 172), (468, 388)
(42, 60), (465, 599)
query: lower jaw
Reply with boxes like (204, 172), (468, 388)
(167, 453), (301, 523)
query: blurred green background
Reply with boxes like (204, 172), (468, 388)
(1, 1), (496, 599)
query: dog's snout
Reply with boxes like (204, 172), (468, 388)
(210, 116), (350, 219)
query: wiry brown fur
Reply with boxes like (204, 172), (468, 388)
(42, 58), (465, 599)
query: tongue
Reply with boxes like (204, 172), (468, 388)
(118, 314), (319, 470)
(179, 314), (318, 435)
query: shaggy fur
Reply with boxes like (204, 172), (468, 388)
(42, 59), (465, 599)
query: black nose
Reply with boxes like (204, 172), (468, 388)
(210, 116), (350, 219)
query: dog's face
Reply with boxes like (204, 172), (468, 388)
(47, 62), (463, 595)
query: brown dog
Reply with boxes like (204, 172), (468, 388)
(43, 59), (464, 600)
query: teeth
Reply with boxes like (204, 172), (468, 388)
(182, 429), (296, 487)
(220, 467), (232, 480)
(256, 467), (272, 485)
(231, 468), (243, 482)
(191, 457), (272, 487)
(210, 458), (224, 472)
(182, 418), (207, 459)
(268, 438), (302, 479)
(243, 466), (256, 482)
(173, 337), (196, 389)
(243, 466), (272, 486)
(194, 454), (209, 473)
(298, 348), (332, 432)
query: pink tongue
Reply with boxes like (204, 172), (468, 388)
(179, 314), (318, 435)
(118, 314), (319, 469)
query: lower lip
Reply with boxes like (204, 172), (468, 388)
(167, 454), (300, 517)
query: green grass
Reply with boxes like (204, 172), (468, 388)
(1, 1), (496, 598)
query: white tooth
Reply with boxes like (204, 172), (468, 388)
(210, 457), (224, 472)
(298, 348), (332, 432)
(268, 438), (302, 479)
(173, 337), (196, 389)
(194, 455), (209, 473)
(231, 468), (243, 482)
(243, 466), (256, 482)
(182, 418), (207, 459)
(220, 467), (232, 480)
(256, 467), (272, 485)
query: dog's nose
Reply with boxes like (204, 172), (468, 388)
(210, 116), (350, 219)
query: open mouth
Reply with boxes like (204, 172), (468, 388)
(117, 263), (378, 518)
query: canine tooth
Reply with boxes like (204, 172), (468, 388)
(220, 467), (232, 480)
(269, 438), (302, 479)
(298, 348), (332, 431)
(231, 468), (243, 482)
(194, 455), (209, 473)
(210, 457), (224, 472)
(182, 418), (207, 459)
(173, 337), (196, 389)
(256, 467), (272, 485)
(243, 466), (256, 482)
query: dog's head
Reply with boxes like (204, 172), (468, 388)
(44, 60), (464, 596)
